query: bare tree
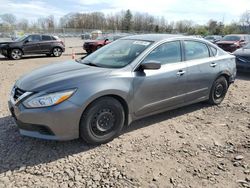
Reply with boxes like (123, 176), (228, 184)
(240, 10), (250, 26)
(17, 19), (29, 31)
(0, 13), (16, 25)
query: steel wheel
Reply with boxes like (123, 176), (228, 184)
(52, 48), (62, 57)
(208, 76), (228, 105)
(80, 97), (125, 144)
(10, 49), (22, 60)
(90, 108), (116, 136)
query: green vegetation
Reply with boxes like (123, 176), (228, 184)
(0, 10), (249, 35)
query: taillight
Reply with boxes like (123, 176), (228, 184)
(59, 40), (65, 46)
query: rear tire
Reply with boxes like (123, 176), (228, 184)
(96, 45), (102, 50)
(208, 76), (228, 105)
(10, 49), (22, 60)
(80, 97), (125, 144)
(52, 47), (62, 57)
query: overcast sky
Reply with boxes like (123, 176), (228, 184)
(0, 0), (249, 24)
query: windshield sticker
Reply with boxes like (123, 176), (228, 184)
(133, 41), (150, 46)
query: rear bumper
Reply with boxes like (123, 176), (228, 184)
(8, 99), (82, 141)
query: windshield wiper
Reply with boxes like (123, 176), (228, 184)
(83, 61), (100, 67)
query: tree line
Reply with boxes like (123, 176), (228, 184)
(0, 9), (250, 35)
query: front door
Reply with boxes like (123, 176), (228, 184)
(23, 35), (41, 54)
(133, 41), (188, 117)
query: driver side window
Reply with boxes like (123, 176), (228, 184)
(27, 35), (41, 42)
(143, 41), (182, 65)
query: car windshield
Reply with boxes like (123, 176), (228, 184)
(15, 35), (27, 42)
(96, 36), (105, 40)
(244, 43), (250, 49)
(205, 36), (214, 40)
(79, 39), (152, 68)
(222, 35), (241, 41)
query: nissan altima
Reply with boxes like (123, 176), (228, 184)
(8, 34), (236, 144)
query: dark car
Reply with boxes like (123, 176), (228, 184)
(83, 34), (129, 54)
(216, 34), (250, 53)
(204, 35), (222, 43)
(233, 43), (250, 72)
(0, 34), (65, 60)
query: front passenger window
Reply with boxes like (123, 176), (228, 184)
(28, 35), (41, 42)
(143, 41), (181, 65)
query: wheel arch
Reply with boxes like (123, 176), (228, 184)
(9, 47), (24, 55)
(79, 94), (130, 130)
(215, 70), (232, 86)
(51, 46), (63, 53)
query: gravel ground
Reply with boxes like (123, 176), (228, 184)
(0, 53), (249, 188)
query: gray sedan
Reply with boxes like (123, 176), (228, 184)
(8, 34), (236, 144)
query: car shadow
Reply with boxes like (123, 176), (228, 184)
(0, 102), (210, 174)
(124, 102), (211, 134)
(0, 116), (95, 174)
(237, 72), (250, 81)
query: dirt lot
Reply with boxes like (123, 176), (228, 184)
(0, 50), (249, 188)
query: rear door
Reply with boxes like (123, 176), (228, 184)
(183, 40), (220, 102)
(40, 35), (53, 53)
(133, 40), (188, 117)
(23, 35), (41, 54)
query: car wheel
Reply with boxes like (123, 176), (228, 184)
(80, 97), (125, 144)
(86, 49), (92, 54)
(208, 76), (228, 105)
(96, 45), (102, 50)
(52, 47), (62, 57)
(10, 49), (22, 60)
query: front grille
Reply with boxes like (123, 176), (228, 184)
(13, 87), (25, 100)
(240, 56), (250, 62)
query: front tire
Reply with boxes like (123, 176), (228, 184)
(208, 76), (228, 105)
(80, 97), (125, 144)
(10, 49), (22, 60)
(52, 47), (62, 57)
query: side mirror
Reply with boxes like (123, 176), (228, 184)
(104, 39), (109, 44)
(24, 40), (29, 44)
(140, 61), (161, 70)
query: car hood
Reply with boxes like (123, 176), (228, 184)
(0, 41), (14, 46)
(16, 60), (111, 92)
(84, 40), (104, 43)
(216, 41), (236, 44)
(233, 48), (250, 56)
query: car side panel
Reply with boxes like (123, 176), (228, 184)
(184, 57), (220, 102)
(132, 62), (187, 117)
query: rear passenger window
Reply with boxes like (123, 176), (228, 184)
(210, 46), (217, 56)
(143, 41), (182, 65)
(42, 35), (52, 41)
(184, 41), (209, 61)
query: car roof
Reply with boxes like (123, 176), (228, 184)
(122, 34), (183, 42)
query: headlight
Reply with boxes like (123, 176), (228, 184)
(23, 89), (76, 108)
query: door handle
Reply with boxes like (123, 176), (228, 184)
(210, 62), (217, 67)
(177, 70), (186, 76)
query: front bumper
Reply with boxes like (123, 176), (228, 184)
(0, 48), (8, 56)
(8, 99), (83, 141)
(236, 58), (250, 72)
